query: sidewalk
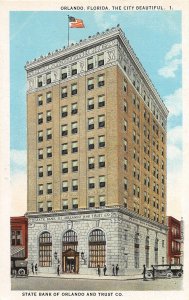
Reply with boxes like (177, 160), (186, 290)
(29, 273), (143, 281)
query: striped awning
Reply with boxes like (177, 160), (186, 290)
(11, 246), (25, 258)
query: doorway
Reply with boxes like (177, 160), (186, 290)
(62, 248), (79, 273)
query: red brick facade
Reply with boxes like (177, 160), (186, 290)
(167, 216), (181, 264)
(11, 216), (28, 259)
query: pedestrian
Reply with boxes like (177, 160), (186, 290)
(35, 263), (38, 275)
(116, 264), (119, 276)
(112, 264), (115, 276)
(142, 264), (147, 281)
(31, 263), (34, 275)
(151, 265), (155, 280)
(57, 264), (60, 276)
(103, 265), (107, 276)
(97, 265), (101, 276)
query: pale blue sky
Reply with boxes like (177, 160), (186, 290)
(10, 11), (182, 218)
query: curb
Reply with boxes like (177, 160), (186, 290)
(27, 275), (143, 281)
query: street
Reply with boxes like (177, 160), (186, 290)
(11, 276), (183, 291)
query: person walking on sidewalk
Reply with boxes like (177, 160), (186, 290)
(31, 263), (34, 275)
(103, 265), (107, 276)
(97, 265), (101, 276)
(152, 265), (155, 280)
(112, 265), (115, 276)
(57, 264), (60, 276)
(35, 263), (38, 275)
(116, 264), (119, 276)
(142, 264), (147, 281)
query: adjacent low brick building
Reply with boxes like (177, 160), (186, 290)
(167, 216), (183, 264)
(25, 25), (168, 275)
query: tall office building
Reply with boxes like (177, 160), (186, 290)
(26, 26), (168, 275)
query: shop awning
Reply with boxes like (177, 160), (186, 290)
(11, 246), (25, 258)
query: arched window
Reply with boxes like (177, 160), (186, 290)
(134, 233), (140, 268)
(155, 238), (158, 264)
(145, 236), (150, 267)
(62, 230), (78, 251)
(39, 232), (52, 267)
(89, 229), (106, 268)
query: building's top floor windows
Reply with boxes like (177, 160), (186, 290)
(46, 73), (51, 85)
(38, 95), (43, 106)
(87, 57), (94, 70)
(71, 63), (77, 76)
(98, 53), (104, 67)
(38, 76), (42, 87)
(71, 83), (77, 95)
(62, 67), (67, 80)
(123, 79), (127, 92)
(88, 78), (94, 90)
(98, 74), (105, 87)
(62, 86), (67, 98)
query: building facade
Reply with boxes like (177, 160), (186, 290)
(25, 26), (168, 275)
(167, 216), (183, 265)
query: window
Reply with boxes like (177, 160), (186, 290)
(47, 183), (52, 194)
(124, 158), (127, 171)
(124, 198), (127, 208)
(38, 76), (42, 87)
(88, 98), (94, 110)
(38, 184), (43, 195)
(87, 57), (93, 70)
(11, 230), (22, 246)
(38, 113), (43, 125)
(88, 78), (94, 90)
(134, 233), (140, 268)
(98, 95), (105, 108)
(124, 178), (128, 191)
(71, 103), (78, 115)
(71, 122), (78, 134)
(72, 141), (78, 153)
(62, 87), (67, 98)
(62, 124), (68, 136)
(99, 175), (105, 188)
(98, 74), (105, 87)
(72, 198), (78, 209)
(89, 229), (106, 268)
(38, 131), (43, 142)
(145, 236), (150, 267)
(88, 118), (94, 130)
(62, 143), (68, 155)
(88, 157), (95, 169)
(62, 181), (68, 192)
(47, 201), (52, 212)
(47, 146), (52, 158)
(99, 135), (105, 148)
(72, 179), (78, 191)
(62, 67), (67, 79)
(88, 137), (94, 150)
(88, 177), (95, 189)
(46, 111), (52, 122)
(71, 83), (77, 95)
(124, 119), (127, 131)
(63, 230), (78, 251)
(98, 53), (104, 66)
(62, 199), (68, 210)
(38, 149), (43, 159)
(71, 63), (77, 75)
(39, 232), (52, 267)
(155, 238), (158, 264)
(72, 160), (78, 172)
(62, 162), (68, 174)
(38, 166), (43, 177)
(38, 202), (43, 212)
(99, 195), (105, 207)
(98, 115), (105, 128)
(47, 165), (52, 176)
(89, 196), (95, 208)
(46, 128), (52, 140)
(61, 106), (68, 118)
(123, 80), (127, 92)
(99, 155), (105, 168)
(46, 92), (52, 103)
(124, 139), (127, 151)
(46, 73), (51, 84)
(124, 100), (128, 112)
(133, 130), (136, 142)
(38, 95), (43, 106)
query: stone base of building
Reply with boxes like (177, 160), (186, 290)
(26, 207), (168, 276)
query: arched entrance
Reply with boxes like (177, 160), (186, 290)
(62, 230), (79, 273)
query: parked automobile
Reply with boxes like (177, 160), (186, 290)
(14, 260), (28, 277)
(146, 264), (183, 279)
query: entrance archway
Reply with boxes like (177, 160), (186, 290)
(62, 248), (79, 273)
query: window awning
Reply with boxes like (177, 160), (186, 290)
(11, 246), (25, 258)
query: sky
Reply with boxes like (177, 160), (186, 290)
(10, 11), (182, 219)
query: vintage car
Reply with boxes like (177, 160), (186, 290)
(146, 264), (183, 279)
(14, 260), (28, 277)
